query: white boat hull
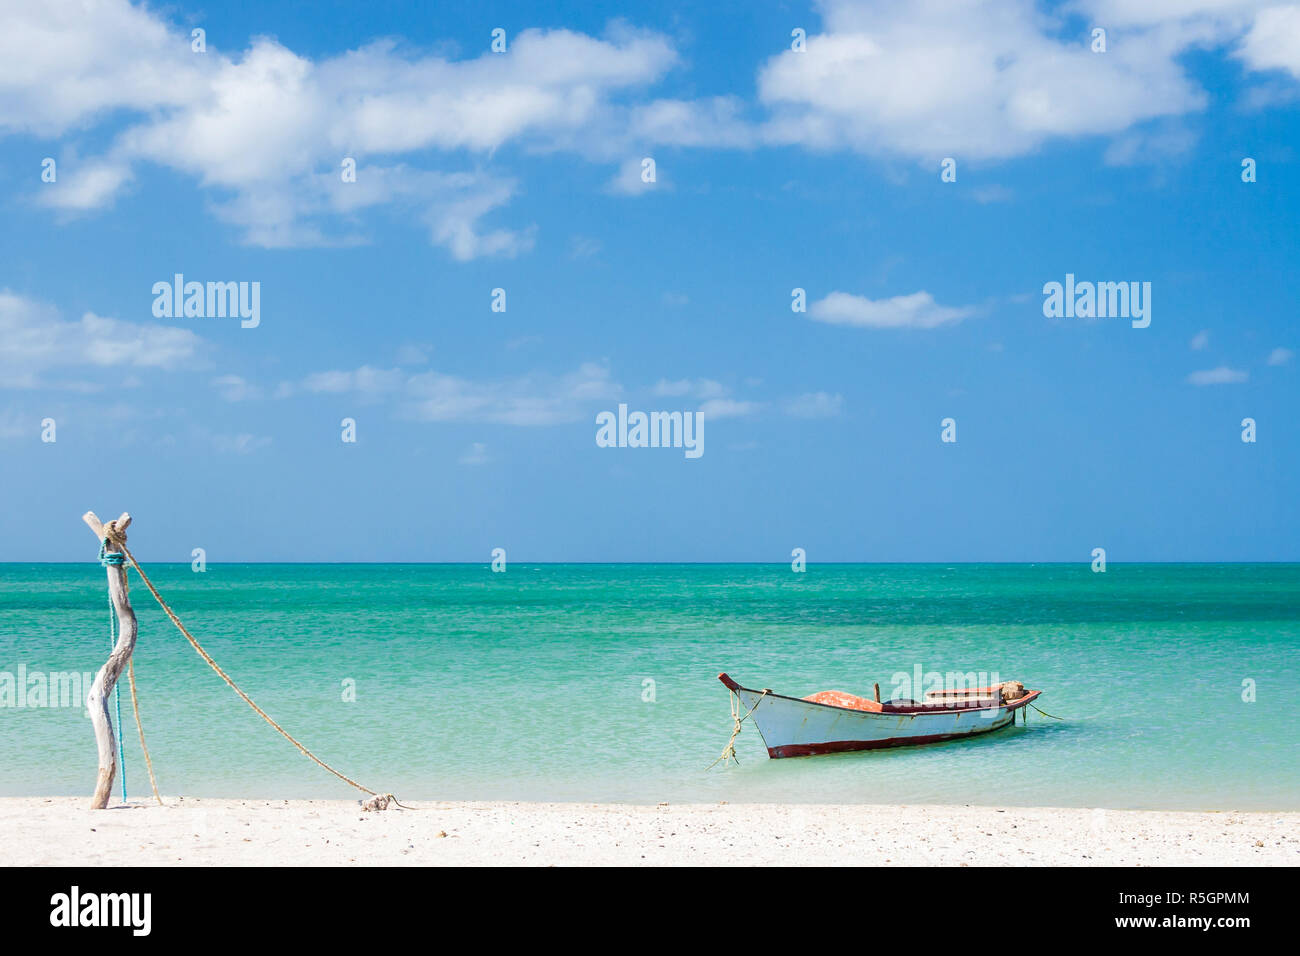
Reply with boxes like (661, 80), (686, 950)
(719, 673), (1040, 758)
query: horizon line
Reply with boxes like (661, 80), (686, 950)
(5, 560), (1300, 567)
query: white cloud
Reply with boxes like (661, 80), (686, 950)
(396, 343), (432, 366)
(406, 361), (621, 425)
(458, 442), (490, 465)
(211, 432), (272, 455)
(1236, 5), (1300, 78)
(626, 96), (754, 147)
(1187, 366), (1249, 384)
(212, 374), (262, 402)
(0, 409), (29, 439)
(1103, 122), (1199, 166)
(0, 0), (207, 136)
(755, 0), (1212, 161)
(0, 290), (203, 386)
(12, 0), (1300, 255)
(36, 159), (133, 211)
(970, 185), (1014, 203)
(1081, 1), (1262, 28)
(1191, 329), (1211, 350)
(300, 365), (406, 398)
(1267, 346), (1295, 365)
(650, 377), (758, 418)
(700, 398), (760, 419)
(606, 157), (665, 195)
(7, 4), (679, 254)
(785, 391), (844, 418)
(652, 378), (726, 398)
(283, 360), (622, 425)
(808, 290), (977, 329)
(568, 235), (603, 259)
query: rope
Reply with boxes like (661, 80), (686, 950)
(708, 688), (768, 769)
(99, 524), (403, 806)
(1028, 702), (1065, 720)
(127, 657), (163, 805)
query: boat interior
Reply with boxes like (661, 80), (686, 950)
(802, 682), (1039, 714)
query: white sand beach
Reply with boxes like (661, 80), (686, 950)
(3, 798), (1296, 866)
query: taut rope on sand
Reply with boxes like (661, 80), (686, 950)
(91, 514), (418, 811)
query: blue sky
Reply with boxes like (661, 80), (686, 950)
(2, 0), (1297, 561)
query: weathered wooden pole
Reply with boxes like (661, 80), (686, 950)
(81, 510), (136, 809)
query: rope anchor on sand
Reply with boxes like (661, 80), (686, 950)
(81, 510), (415, 811)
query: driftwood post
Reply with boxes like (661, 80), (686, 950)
(81, 510), (136, 809)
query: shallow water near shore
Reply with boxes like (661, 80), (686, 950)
(1, 563), (1296, 809)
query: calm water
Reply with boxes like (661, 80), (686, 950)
(1, 563), (1296, 809)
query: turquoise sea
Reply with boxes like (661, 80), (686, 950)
(1, 563), (1296, 809)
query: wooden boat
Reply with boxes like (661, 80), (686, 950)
(717, 672), (1042, 758)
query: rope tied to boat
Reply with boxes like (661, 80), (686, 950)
(708, 688), (769, 769)
(97, 523), (418, 811)
(1028, 701), (1065, 720)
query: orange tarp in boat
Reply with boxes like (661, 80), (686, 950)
(802, 690), (883, 713)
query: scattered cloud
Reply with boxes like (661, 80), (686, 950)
(13, 0), (1300, 257)
(0, 290), (203, 387)
(1190, 329), (1210, 350)
(755, 0), (1213, 162)
(1187, 366), (1249, 385)
(1236, 5), (1300, 79)
(396, 343), (432, 366)
(785, 391), (844, 418)
(1103, 121), (1200, 167)
(212, 374), (262, 402)
(272, 359), (621, 425)
(300, 365), (405, 399)
(7, 3), (679, 254)
(458, 442), (491, 465)
(650, 378), (759, 418)
(568, 235), (603, 259)
(700, 398), (760, 419)
(808, 290), (978, 329)
(1267, 346), (1294, 365)
(606, 157), (665, 195)
(970, 185), (1014, 203)
(35, 159), (134, 211)
(406, 361), (621, 425)
(652, 378), (726, 398)
(207, 430), (272, 454)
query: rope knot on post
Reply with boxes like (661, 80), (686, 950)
(98, 539), (126, 567)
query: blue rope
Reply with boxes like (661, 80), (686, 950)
(98, 540), (125, 567)
(100, 539), (127, 803)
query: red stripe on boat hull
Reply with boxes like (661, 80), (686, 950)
(767, 725), (1012, 758)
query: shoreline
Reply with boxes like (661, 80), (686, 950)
(3, 798), (1296, 866)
